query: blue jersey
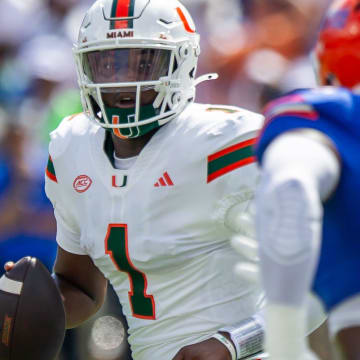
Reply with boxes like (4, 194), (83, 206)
(256, 87), (360, 312)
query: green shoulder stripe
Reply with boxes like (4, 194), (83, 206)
(207, 138), (256, 183)
(46, 156), (57, 183)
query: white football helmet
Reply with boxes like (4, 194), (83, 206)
(73, 0), (217, 139)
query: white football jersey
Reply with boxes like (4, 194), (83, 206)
(45, 103), (264, 360)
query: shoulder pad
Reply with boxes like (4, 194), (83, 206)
(301, 87), (353, 119)
(264, 87), (353, 124)
(175, 103), (263, 164)
(182, 103), (264, 138)
(49, 113), (93, 159)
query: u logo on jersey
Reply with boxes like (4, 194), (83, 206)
(112, 175), (128, 188)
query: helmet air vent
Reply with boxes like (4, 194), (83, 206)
(101, 0), (150, 21)
(172, 57), (179, 73)
(159, 18), (173, 25)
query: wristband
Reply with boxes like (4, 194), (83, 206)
(211, 333), (237, 360)
(219, 314), (264, 359)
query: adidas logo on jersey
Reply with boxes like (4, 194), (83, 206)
(154, 172), (174, 187)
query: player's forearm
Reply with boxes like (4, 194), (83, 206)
(258, 129), (340, 306)
(52, 273), (106, 329)
(257, 130), (338, 358)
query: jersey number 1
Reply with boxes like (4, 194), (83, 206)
(105, 224), (156, 320)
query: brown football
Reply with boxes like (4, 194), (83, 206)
(0, 257), (65, 360)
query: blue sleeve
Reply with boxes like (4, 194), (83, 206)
(256, 87), (353, 165)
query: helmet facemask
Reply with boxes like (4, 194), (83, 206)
(76, 45), (184, 138)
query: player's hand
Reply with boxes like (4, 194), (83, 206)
(172, 336), (232, 360)
(4, 261), (15, 272)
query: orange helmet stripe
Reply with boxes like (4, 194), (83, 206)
(176, 7), (195, 33)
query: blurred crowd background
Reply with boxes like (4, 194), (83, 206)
(0, 0), (330, 359)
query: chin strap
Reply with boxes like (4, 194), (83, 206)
(194, 72), (219, 86)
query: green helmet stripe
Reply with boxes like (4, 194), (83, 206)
(110, 0), (118, 28)
(128, 0), (135, 28)
(110, 0), (135, 29)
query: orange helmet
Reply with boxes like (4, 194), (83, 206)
(315, 0), (360, 88)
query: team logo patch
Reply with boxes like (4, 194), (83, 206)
(73, 175), (92, 193)
(112, 175), (128, 188)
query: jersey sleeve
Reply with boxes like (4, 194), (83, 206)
(256, 88), (351, 165)
(201, 106), (264, 232)
(45, 154), (86, 255)
(204, 106), (264, 184)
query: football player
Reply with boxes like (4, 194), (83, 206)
(250, 0), (360, 359)
(40, 0), (268, 359)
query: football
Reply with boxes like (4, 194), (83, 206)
(0, 257), (65, 360)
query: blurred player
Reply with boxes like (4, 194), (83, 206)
(253, 0), (360, 358)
